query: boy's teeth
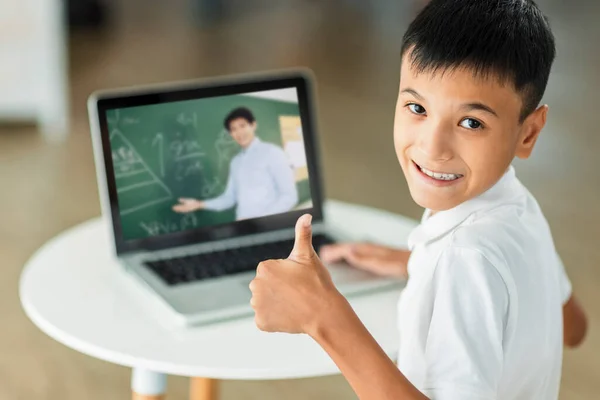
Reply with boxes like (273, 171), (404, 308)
(419, 165), (461, 181)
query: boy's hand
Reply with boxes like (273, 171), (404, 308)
(249, 214), (345, 335)
(172, 198), (204, 213)
(320, 243), (410, 278)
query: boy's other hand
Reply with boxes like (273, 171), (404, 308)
(249, 214), (346, 336)
(320, 243), (410, 278)
(172, 198), (204, 213)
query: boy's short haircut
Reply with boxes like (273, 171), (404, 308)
(224, 107), (256, 131)
(400, 0), (555, 122)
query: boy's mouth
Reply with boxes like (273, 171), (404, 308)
(412, 160), (464, 181)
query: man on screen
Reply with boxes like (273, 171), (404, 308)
(172, 107), (299, 220)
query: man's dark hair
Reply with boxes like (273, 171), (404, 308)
(224, 107), (256, 130)
(400, 0), (555, 122)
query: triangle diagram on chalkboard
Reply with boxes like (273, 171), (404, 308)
(110, 129), (173, 216)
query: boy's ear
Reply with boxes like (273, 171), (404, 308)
(515, 104), (548, 159)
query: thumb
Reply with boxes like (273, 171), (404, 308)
(289, 214), (314, 260)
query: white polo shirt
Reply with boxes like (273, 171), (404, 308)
(397, 165), (572, 400)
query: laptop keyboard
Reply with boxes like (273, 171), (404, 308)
(144, 234), (335, 286)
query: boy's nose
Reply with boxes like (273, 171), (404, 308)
(415, 123), (453, 162)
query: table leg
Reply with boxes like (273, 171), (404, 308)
(189, 377), (219, 400)
(132, 394), (164, 400)
(131, 368), (167, 400)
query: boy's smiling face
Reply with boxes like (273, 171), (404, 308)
(394, 56), (548, 212)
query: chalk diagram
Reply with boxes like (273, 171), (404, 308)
(139, 213), (199, 237)
(214, 128), (239, 173)
(201, 128), (239, 196)
(108, 110), (173, 216)
(107, 110), (243, 221)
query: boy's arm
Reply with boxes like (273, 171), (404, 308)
(563, 294), (587, 348)
(312, 295), (429, 400)
(314, 248), (506, 400)
(556, 252), (587, 348)
(320, 243), (410, 278)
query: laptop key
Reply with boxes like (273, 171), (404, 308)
(144, 234), (335, 286)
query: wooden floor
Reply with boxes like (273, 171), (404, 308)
(1, 0), (599, 398)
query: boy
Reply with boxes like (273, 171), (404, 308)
(173, 107), (298, 220)
(249, 0), (588, 399)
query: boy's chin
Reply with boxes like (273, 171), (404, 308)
(409, 188), (462, 212)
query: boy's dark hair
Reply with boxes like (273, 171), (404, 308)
(401, 0), (555, 122)
(224, 107), (255, 130)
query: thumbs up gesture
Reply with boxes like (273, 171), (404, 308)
(249, 214), (344, 335)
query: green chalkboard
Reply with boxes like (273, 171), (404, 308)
(107, 94), (311, 241)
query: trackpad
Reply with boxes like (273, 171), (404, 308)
(173, 278), (252, 314)
(327, 262), (380, 284)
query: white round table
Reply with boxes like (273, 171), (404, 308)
(19, 200), (417, 400)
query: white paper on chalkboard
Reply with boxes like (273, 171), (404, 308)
(284, 140), (307, 168)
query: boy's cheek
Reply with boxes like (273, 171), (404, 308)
(464, 147), (510, 186)
(393, 129), (408, 160)
(394, 142), (412, 174)
(393, 145), (409, 174)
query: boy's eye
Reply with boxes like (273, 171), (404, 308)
(459, 118), (483, 130)
(407, 103), (426, 115)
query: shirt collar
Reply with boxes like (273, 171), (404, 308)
(407, 165), (522, 250)
(242, 137), (261, 153)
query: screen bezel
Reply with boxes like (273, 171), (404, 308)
(95, 73), (325, 255)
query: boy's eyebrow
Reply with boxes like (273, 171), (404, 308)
(400, 88), (425, 101)
(400, 87), (499, 118)
(462, 103), (499, 118)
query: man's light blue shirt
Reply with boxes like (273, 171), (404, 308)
(203, 138), (298, 220)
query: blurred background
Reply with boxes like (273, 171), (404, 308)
(1, 0), (599, 398)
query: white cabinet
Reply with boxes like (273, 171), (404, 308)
(0, 0), (68, 140)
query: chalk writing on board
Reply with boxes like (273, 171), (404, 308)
(175, 159), (205, 181)
(123, 117), (139, 125)
(109, 114), (243, 215)
(170, 137), (205, 161)
(152, 133), (166, 177)
(139, 213), (199, 236)
(176, 112), (198, 128)
(110, 129), (173, 216)
(214, 129), (239, 174)
(201, 176), (224, 197)
(107, 109), (120, 126)
(108, 109), (139, 126)
(165, 134), (208, 181)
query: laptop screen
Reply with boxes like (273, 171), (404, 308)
(97, 78), (322, 251)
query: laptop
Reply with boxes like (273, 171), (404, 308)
(88, 70), (400, 326)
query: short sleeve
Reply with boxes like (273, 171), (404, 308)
(555, 252), (572, 305)
(422, 247), (509, 400)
